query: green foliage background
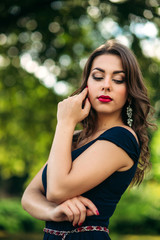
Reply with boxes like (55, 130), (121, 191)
(0, 0), (160, 236)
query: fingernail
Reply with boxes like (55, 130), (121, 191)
(86, 86), (88, 88)
(79, 222), (83, 226)
(73, 224), (77, 227)
(96, 210), (100, 215)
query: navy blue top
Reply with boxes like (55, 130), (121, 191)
(42, 126), (141, 238)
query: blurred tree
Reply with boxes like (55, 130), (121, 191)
(0, 0), (159, 195)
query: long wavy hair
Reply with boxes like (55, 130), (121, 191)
(71, 39), (154, 186)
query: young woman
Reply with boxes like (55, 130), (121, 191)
(21, 40), (153, 240)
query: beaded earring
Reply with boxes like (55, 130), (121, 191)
(126, 102), (133, 127)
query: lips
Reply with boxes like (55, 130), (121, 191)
(98, 95), (113, 103)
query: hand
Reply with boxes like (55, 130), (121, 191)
(50, 196), (99, 227)
(57, 88), (91, 126)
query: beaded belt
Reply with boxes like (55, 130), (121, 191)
(43, 226), (109, 240)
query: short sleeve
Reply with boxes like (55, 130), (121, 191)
(98, 127), (141, 163)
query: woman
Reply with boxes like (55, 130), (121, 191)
(21, 40), (153, 240)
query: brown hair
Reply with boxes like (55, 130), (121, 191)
(71, 39), (154, 186)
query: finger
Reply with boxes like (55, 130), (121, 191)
(74, 199), (87, 226)
(67, 201), (80, 227)
(53, 204), (73, 222)
(83, 98), (91, 114)
(78, 196), (99, 216)
(86, 209), (95, 217)
(61, 205), (74, 222)
(65, 208), (74, 222)
(78, 88), (88, 101)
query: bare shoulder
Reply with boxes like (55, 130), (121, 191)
(121, 125), (139, 144)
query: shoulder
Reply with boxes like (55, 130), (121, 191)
(119, 126), (140, 147)
(100, 125), (139, 146)
(98, 126), (141, 162)
(119, 126), (139, 145)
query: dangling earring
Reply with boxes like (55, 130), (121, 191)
(126, 102), (133, 127)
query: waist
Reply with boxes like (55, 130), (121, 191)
(46, 218), (109, 231)
(44, 225), (109, 240)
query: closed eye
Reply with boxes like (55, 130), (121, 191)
(112, 79), (125, 84)
(92, 75), (103, 81)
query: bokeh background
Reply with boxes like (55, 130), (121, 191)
(0, 0), (160, 239)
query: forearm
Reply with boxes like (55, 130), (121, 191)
(46, 88), (90, 203)
(47, 122), (75, 201)
(21, 187), (57, 221)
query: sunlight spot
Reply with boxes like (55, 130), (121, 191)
(19, 32), (30, 43)
(0, 55), (10, 68)
(31, 41), (43, 52)
(59, 55), (71, 67)
(40, 74), (56, 88)
(31, 32), (42, 42)
(26, 19), (37, 31)
(109, 0), (127, 3)
(44, 59), (55, 68)
(140, 38), (160, 60)
(130, 21), (158, 38)
(51, 1), (63, 10)
(79, 57), (88, 69)
(35, 66), (48, 80)
(87, 6), (101, 19)
(51, 65), (61, 76)
(88, 0), (100, 6)
(98, 18), (120, 38)
(54, 81), (70, 95)
(20, 53), (71, 95)
(49, 22), (61, 33)
(25, 60), (39, 74)
(149, 0), (159, 7)
(0, 34), (7, 45)
(20, 53), (32, 67)
(9, 5), (21, 15)
(143, 9), (153, 19)
(7, 33), (18, 45)
(115, 35), (131, 47)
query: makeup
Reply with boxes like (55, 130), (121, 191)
(98, 95), (113, 103)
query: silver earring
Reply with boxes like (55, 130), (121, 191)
(126, 102), (133, 127)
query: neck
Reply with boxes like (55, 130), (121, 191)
(95, 112), (124, 133)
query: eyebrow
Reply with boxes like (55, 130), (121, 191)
(92, 67), (105, 73)
(92, 67), (125, 74)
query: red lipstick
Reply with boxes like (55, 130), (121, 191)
(98, 95), (112, 103)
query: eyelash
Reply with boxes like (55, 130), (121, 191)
(113, 79), (125, 84)
(92, 75), (125, 84)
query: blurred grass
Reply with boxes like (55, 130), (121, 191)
(0, 232), (43, 240)
(0, 198), (44, 233)
(110, 235), (160, 240)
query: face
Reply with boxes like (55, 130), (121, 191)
(87, 54), (128, 118)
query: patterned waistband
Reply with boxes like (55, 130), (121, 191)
(43, 226), (109, 240)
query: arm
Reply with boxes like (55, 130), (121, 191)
(21, 164), (56, 221)
(47, 88), (134, 204)
(21, 164), (99, 226)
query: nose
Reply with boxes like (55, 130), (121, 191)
(101, 76), (111, 91)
